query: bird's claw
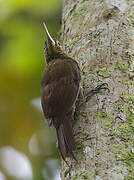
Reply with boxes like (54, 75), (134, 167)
(85, 83), (109, 102)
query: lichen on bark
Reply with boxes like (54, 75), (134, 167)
(60, 0), (134, 179)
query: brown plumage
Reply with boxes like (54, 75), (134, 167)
(41, 23), (81, 162)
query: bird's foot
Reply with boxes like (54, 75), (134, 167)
(85, 83), (109, 102)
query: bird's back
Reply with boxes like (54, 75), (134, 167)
(41, 57), (80, 123)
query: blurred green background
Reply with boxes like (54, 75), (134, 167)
(0, 0), (61, 179)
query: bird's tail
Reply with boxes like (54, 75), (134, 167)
(56, 115), (76, 162)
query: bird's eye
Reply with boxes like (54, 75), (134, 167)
(57, 41), (61, 46)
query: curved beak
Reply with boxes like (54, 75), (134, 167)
(43, 22), (55, 45)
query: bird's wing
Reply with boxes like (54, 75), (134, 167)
(41, 76), (78, 117)
(41, 59), (80, 126)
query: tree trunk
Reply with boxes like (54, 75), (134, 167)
(60, 0), (134, 179)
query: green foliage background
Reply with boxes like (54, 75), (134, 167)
(0, 0), (61, 179)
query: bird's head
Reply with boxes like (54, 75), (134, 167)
(43, 23), (63, 63)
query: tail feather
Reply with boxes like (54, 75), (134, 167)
(56, 124), (67, 161)
(56, 116), (76, 162)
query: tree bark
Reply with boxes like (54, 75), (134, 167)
(60, 0), (134, 179)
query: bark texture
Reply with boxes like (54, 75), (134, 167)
(60, 0), (134, 179)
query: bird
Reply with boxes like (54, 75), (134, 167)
(41, 23), (81, 163)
